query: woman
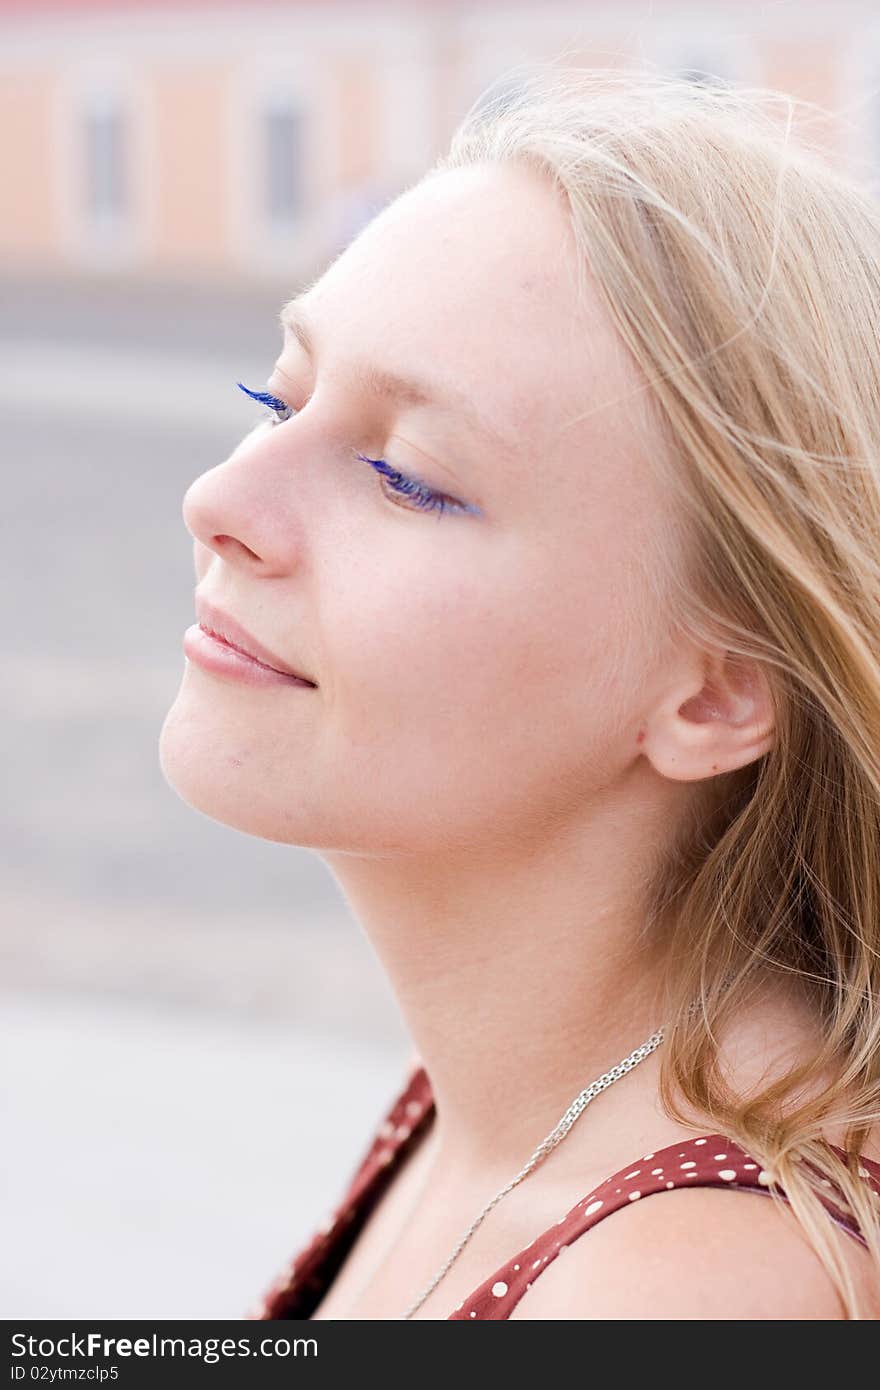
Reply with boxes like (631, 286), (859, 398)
(159, 67), (880, 1319)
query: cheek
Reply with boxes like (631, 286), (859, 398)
(321, 542), (627, 817)
(327, 584), (491, 752)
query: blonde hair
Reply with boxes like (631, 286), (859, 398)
(432, 66), (880, 1316)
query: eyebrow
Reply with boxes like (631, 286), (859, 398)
(278, 297), (514, 452)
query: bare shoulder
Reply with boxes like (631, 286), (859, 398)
(508, 1186), (879, 1320)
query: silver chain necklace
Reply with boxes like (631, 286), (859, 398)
(399, 1024), (664, 1319)
(336, 1023), (667, 1320)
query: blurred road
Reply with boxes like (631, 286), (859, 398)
(0, 992), (407, 1318)
(1, 272), (412, 1318)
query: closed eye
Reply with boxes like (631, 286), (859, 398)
(237, 382), (293, 424)
(235, 381), (481, 518)
(353, 453), (475, 518)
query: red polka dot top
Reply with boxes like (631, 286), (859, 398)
(249, 1058), (880, 1320)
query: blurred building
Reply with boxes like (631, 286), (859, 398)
(0, 0), (878, 285)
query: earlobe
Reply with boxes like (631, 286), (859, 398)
(640, 651), (776, 783)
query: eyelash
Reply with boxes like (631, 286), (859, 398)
(236, 381), (472, 518)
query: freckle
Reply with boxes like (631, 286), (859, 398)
(711, 763), (718, 771)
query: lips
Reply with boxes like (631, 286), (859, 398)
(194, 595), (317, 685)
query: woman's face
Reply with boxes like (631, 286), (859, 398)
(160, 161), (679, 857)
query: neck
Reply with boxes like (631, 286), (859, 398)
(322, 777), (682, 1176)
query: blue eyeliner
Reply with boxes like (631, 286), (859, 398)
(354, 452), (482, 518)
(236, 381), (482, 518)
(237, 381), (289, 412)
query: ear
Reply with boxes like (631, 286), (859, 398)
(640, 649), (776, 783)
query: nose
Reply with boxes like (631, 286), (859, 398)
(181, 433), (305, 578)
(183, 470), (261, 569)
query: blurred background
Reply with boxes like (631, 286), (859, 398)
(2, 0), (879, 1319)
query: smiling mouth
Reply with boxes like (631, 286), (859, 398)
(200, 624), (317, 683)
(202, 625), (275, 669)
(191, 592), (318, 686)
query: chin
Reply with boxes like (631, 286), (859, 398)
(159, 694), (229, 817)
(158, 687), (260, 837)
(157, 680), (323, 846)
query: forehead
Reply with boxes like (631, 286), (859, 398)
(294, 163), (642, 464)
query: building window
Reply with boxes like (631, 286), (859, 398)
(264, 98), (303, 228)
(83, 95), (127, 228)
